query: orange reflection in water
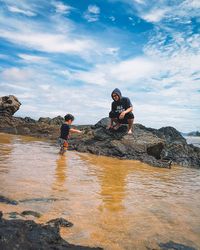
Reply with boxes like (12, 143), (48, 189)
(0, 133), (200, 250)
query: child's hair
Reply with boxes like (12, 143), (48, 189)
(64, 114), (74, 121)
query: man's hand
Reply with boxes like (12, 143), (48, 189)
(119, 111), (126, 119)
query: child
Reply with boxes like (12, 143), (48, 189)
(58, 114), (82, 155)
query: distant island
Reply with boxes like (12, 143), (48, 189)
(187, 131), (200, 137)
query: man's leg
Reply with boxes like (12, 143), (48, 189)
(127, 118), (134, 134)
(108, 111), (119, 129)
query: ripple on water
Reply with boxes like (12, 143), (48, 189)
(0, 133), (200, 250)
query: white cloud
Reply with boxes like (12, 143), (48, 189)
(1, 67), (34, 82)
(0, 29), (95, 54)
(141, 7), (170, 23)
(133, 0), (146, 4)
(52, 1), (73, 14)
(73, 57), (157, 86)
(0, 13), (101, 59)
(18, 54), (50, 63)
(109, 16), (116, 22)
(88, 5), (100, 14)
(84, 5), (100, 22)
(7, 5), (36, 16)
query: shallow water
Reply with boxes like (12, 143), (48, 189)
(0, 133), (200, 250)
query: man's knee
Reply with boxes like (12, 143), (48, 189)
(109, 111), (117, 118)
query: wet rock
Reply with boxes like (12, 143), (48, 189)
(19, 197), (65, 203)
(69, 118), (200, 168)
(159, 241), (197, 250)
(21, 210), (42, 218)
(8, 212), (22, 219)
(0, 214), (102, 250)
(0, 95), (21, 116)
(46, 218), (73, 228)
(0, 195), (18, 205)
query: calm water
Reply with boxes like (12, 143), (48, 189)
(0, 133), (200, 250)
(185, 136), (200, 148)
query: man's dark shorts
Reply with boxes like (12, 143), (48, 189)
(109, 111), (134, 124)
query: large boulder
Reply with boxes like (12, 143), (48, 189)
(0, 95), (21, 116)
(69, 117), (200, 169)
(38, 116), (64, 125)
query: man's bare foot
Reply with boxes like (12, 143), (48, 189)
(107, 125), (114, 130)
(113, 123), (121, 130)
(127, 130), (132, 134)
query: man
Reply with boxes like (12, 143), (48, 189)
(108, 88), (134, 134)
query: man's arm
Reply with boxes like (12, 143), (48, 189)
(124, 106), (133, 114)
(119, 107), (133, 119)
(119, 98), (133, 119)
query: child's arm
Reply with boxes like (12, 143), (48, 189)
(69, 128), (83, 134)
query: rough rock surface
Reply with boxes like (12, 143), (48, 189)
(0, 95), (21, 116)
(69, 118), (200, 168)
(0, 95), (200, 168)
(0, 212), (102, 250)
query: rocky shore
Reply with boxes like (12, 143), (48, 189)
(0, 209), (102, 250)
(0, 95), (200, 169)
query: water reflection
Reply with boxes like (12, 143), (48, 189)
(52, 155), (68, 192)
(0, 133), (200, 250)
(0, 133), (13, 174)
(79, 154), (132, 212)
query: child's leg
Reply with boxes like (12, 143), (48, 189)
(59, 140), (68, 155)
(63, 141), (68, 153)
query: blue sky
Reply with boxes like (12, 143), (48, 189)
(0, 0), (199, 132)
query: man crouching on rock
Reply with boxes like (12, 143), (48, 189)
(108, 88), (134, 134)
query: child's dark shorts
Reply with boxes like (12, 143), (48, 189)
(109, 111), (134, 124)
(58, 138), (69, 149)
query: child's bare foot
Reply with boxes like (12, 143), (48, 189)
(127, 130), (132, 134)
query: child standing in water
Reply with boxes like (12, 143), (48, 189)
(58, 114), (82, 155)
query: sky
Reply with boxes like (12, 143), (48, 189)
(0, 0), (199, 132)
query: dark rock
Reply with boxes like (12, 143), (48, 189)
(19, 197), (62, 203)
(21, 210), (42, 218)
(46, 218), (73, 228)
(0, 95), (21, 116)
(8, 212), (21, 219)
(38, 116), (64, 125)
(159, 241), (197, 250)
(38, 117), (51, 124)
(0, 195), (18, 205)
(24, 117), (36, 123)
(0, 215), (102, 250)
(49, 115), (64, 125)
(68, 118), (200, 169)
(0, 95), (199, 169)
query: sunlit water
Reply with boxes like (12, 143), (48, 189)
(0, 133), (200, 250)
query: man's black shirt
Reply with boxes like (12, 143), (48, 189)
(111, 97), (132, 114)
